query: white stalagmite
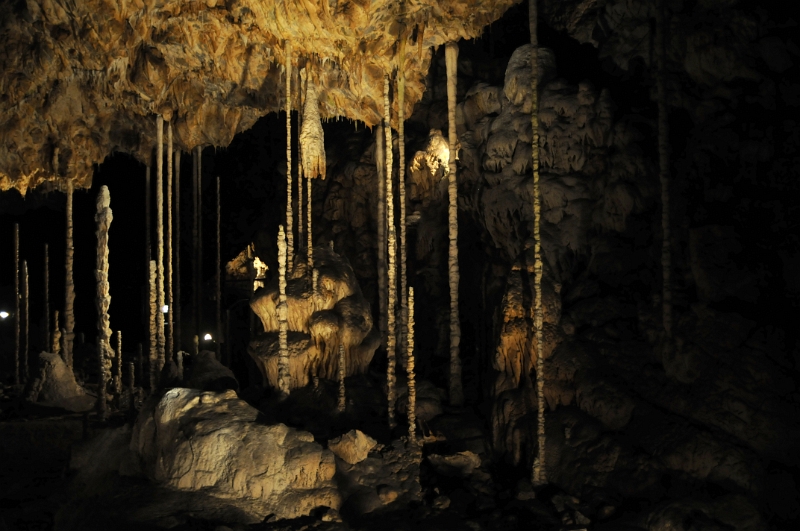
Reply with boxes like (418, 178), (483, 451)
(43, 243), (50, 350)
(445, 42), (463, 407)
(384, 73), (397, 427)
(277, 224), (290, 396)
(64, 180), (75, 370)
(167, 120), (174, 363)
(376, 124), (387, 345)
(156, 116), (166, 374)
(300, 83), (326, 181)
(52, 311), (61, 355)
(407, 286), (416, 441)
(529, 0), (546, 485)
(285, 41), (294, 262)
(95, 186), (113, 420)
(307, 170), (313, 271)
(298, 109), (304, 250)
(14, 223), (19, 384)
(148, 260), (157, 390)
(337, 342), (346, 413)
(397, 43), (409, 367)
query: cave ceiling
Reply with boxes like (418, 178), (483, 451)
(0, 0), (518, 193)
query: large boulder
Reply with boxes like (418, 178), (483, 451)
(24, 352), (94, 412)
(130, 388), (340, 520)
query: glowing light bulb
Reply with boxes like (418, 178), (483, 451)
(0, 311), (9, 319)
(204, 333), (212, 341)
(161, 305), (169, 313)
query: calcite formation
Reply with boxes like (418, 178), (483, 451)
(0, 0), (517, 193)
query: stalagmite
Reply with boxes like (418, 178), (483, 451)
(114, 330), (123, 397)
(337, 343), (346, 413)
(193, 335), (199, 356)
(407, 287), (416, 441)
(300, 83), (326, 180)
(298, 111), (304, 249)
(156, 116), (165, 373)
(52, 311), (61, 355)
(145, 164), (151, 338)
(445, 42), (463, 407)
(657, 0), (672, 344)
(277, 225), (289, 397)
(176, 351), (184, 380)
(148, 260), (157, 390)
(216, 177), (222, 360)
(167, 121), (174, 362)
(95, 186), (113, 420)
(126, 361), (135, 410)
(13, 223), (19, 385)
(64, 180), (75, 370)
(376, 124), (387, 345)
(22, 260), (29, 383)
(198, 147), (203, 337)
(398, 47), (409, 367)
(192, 148), (199, 342)
(285, 41), (294, 262)
(174, 150), (181, 352)
(384, 73), (397, 427)
(307, 172), (313, 270)
(137, 343), (143, 389)
(529, 0), (546, 485)
(43, 243), (49, 351)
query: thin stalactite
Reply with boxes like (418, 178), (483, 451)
(385, 73), (397, 427)
(64, 180), (75, 370)
(167, 120), (174, 364)
(285, 41), (294, 263)
(95, 186), (113, 420)
(14, 223), (19, 385)
(445, 42), (463, 407)
(175, 149), (181, 352)
(43, 243), (49, 351)
(156, 116), (166, 374)
(277, 224), (289, 397)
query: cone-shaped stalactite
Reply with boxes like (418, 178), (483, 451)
(64, 180), (75, 370)
(95, 186), (113, 420)
(398, 48), (409, 367)
(376, 124), (387, 345)
(148, 260), (157, 390)
(656, 0), (672, 344)
(22, 260), (29, 383)
(407, 286), (416, 441)
(43, 243), (50, 351)
(167, 121), (174, 363)
(13, 223), (19, 384)
(285, 41), (294, 262)
(114, 330), (123, 397)
(216, 177), (222, 360)
(156, 117), (166, 374)
(445, 42), (463, 407)
(384, 73), (397, 427)
(174, 149), (181, 352)
(529, 0), (546, 485)
(337, 343), (346, 413)
(277, 225), (290, 397)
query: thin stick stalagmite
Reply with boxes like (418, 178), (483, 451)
(175, 150), (181, 352)
(384, 73), (397, 427)
(14, 223), (19, 385)
(337, 343), (346, 413)
(192, 149), (198, 344)
(529, 0), (546, 485)
(43, 243), (50, 351)
(145, 164), (151, 343)
(397, 43), (409, 366)
(114, 331), (123, 397)
(277, 225), (289, 397)
(156, 116), (165, 373)
(445, 42), (463, 407)
(407, 287), (416, 441)
(216, 177), (222, 360)
(64, 180), (75, 370)
(167, 120), (174, 363)
(148, 261), (157, 390)
(95, 186), (113, 420)
(285, 41), (294, 262)
(52, 311), (61, 354)
(22, 260), (29, 383)
(307, 172), (313, 270)
(376, 124), (387, 345)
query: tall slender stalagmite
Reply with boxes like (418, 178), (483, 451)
(156, 116), (166, 373)
(397, 45), (409, 365)
(145, 164), (151, 337)
(445, 42), (463, 407)
(277, 225), (289, 396)
(407, 286), (417, 441)
(137, 343), (143, 390)
(307, 172), (313, 270)
(384, 73), (397, 427)
(95, 186), (113, 420)
(126, 361), (135, 410)
(13, 223), (19, 384)
(174, 149), (181, 352)
(198, 147), (203, 336)
(192, 150), (198, 342)
(64, 180), (75, 370)
(656, 0), (672, 344)
(285, 41), (294, 262)
(216, 177), (222, 360)
(114, 331), (123, 397)
(22, 260), (29, 383)
(167, 121), (174, 362)
(529, 0), (546, 485)
(52, 311), (61, 354)
(376, 124), (387, 344)
(337, 343), (346, 413)
(148, 260), (157, 390)
(43, 243), (50, 350)
(298, 111), (304, 249)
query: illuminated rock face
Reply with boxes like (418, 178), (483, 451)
(0, 0), (516, 193)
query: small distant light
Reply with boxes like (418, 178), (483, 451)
(203, 333), (212, 341)
(161, 305), (169, 313)
(0, 311), (9, 319)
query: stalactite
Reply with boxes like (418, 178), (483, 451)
(407, 286), (417, 441)
(13, 223), (19, 385)
(167, 120), (174, 364)
(337, 342), (346, 413)
(277, 224), (290, 397)
(95, 186), (113, 420)
(376, 124), (388, 346)
(148, 260), (157, 391)
(529, 0), (546, 485)
(285, 41), (294, 262)
(52, 311), (61, 355)
(43, 243), (50, 351)
(64, 180), (75, 370)
(216, 176), (222, 361)
(657, 0), (672, 344)
(114, 330), (123, 397)
(445, 42), (463, 407)
(22, 260), (29, 383)
(174, 150), (181, 353)
(397, 45), (409, 368)
(385, 73), (397, 427)
(156, 116), (166, 374)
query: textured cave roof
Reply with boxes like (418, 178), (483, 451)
(0, 0), (518, 193)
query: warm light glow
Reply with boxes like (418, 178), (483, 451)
(161, 305), (169, 313)
(0, 311), (8, 319)
(204, 333), (212, 341)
